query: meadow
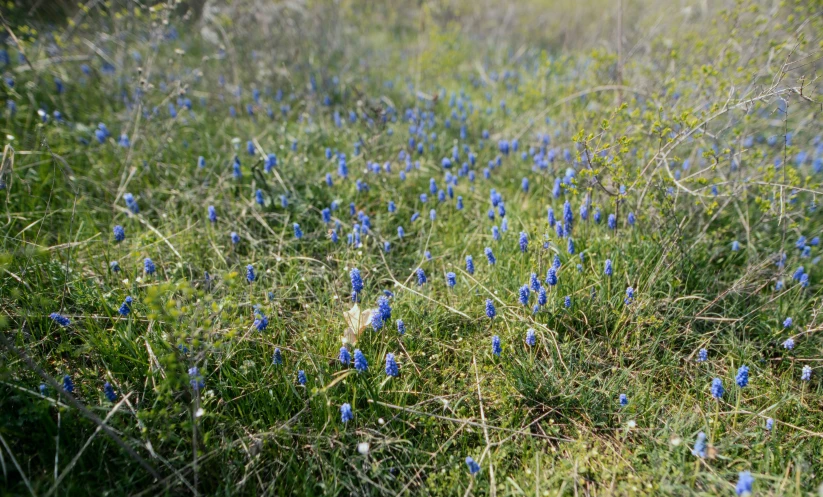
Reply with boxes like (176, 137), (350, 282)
(0, 0), (822, 495)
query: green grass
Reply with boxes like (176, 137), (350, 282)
(1, 0), (822, 495)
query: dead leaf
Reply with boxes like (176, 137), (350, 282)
(342, 303), (374, 344)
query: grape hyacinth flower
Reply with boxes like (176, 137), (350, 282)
(465, 456), (481, 475)
(385, 353), (399, 377)
(485, 299), (496, 319)
(339, 347), (351, 365)
(50, 313), (71, 327)
(377, 296), (392, 322)
(604, 259), (613, 277)
(735, 471), (754, 496)
(783, 317), (792, 328)
(63, 375), (74, 393)
(607, 214), (616, 230)
(546, 267), (558, 286)
(297, 370), (307, 385)
(711, 378), (724, 399)
(466, 255), (475, 274)
(731, 240), (740, 252)
(144, 258), (156, 275)
(564, 296), (571, 308)
(272, 348), (283, 365)
(113, 225), (125, 242)
(538, 287), (547, 306)
(118, 296), (133, 316)
(416, 268), (427, 286)
(371, 311), (384, 331)
(619, 394), (628, 406)
(625, 287), (634, 305)
(782, 338), (795, 350)
(110, 261), (120, 272)
(801, 365), (812, 381)
(519, 232), (528, 252)
(350, 268), (363, 298)
(692, 432), (707, 458)
(446, 272), (456, 288)
(698, 348), (708, 362)
(765, 418), (774, 431)
(736, 365), (749, 388)
(530, 273), (541, 292)
(253, 314), (268, 331)
(354, 349), (368, 372)
(208, 205), (217, 223)
(519, 285), (530, 306)
(492, 335), (501, 355)
(340, 403), (353, 423)
(103, 382), (117, 402)
(627, 212), (636, 226)
(293, 223), (303, 239)
(484, 247), (496, 265)
(124, 193), (139, 214)
(231, 232), (240, 244)
(397, 319), (406, 335)
(189, 367), (205, 391)
(246, 264), (256, 283)
(525, 329), (536, 347)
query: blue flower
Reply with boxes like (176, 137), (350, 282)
(765, 418), (774, 431)
(800, 273), (810, 287)
(49, 312), (71, 327)
(594, 209), (602, 224)
(339, 347), (351, 365)
(519, 232), (528, 252)
(698, 349), (708, 362)
(619, 393), (628, 406)
(692, 432), (707, 458)
(731, 240), (740, 251)
(254, 315), (268, 331)
(485, 299), (496, 319)
(63, 375), (74, 393)
(297, 370), (307, 385)
(351, 268), (364, 296)
(563, 201), (573, 227)
(322, 208), (331, 224)
(340, 403), (353, 423)
(113, 225), (125, 242)
(538, 287), (547, 306)
(246, 264), (256, 283)
(416, 268), (427, 286)
(207, 205), (217, 223)
(546, 267), (558, 286)
(801, 365), (812, 381)
(604, 259), (613, 277)
(625, 287), (634, 305)
(530, 273), (541, 292)
(189, 367), (205, 390)
(519, 285), (530, 306)
(231, 232), (240, 244)
(103, 382), (117, 402)
(710, 377), (724, 399)
(377, 296), (392, 321)
(456, 196), (464, 210)
(736, 365), (749, 387)
(371, 311), (384, 331)
(627, 212), (636, 226)
(782, 338), (795, 350)
(553, 254), (561, 269)
(124, 193), (139, 214)
(446, 272), (456, 288)
(465, 456), (481, 475)
(293, 223), (303, 239)
(792, 266), (805, 280)
(466, 256), (475, 274)
(484, 247), (496, 265)
(118, 296), (133, 316)
(272, 348), (283, 365)
(567, 238), (575, 255)
(110, 261), (120, 272)
(526, 329), (536, 347)
(144, 258), (156, 275)
(735, 471), (754, 496)
(492, 335), (501, 355)
(255, 190), (264, 205)
(783, 317), (793, 328)
(564, 296), (571, 308)
(385, 353), (399, 377)
(354, 349), (368, 372)
(397, 319), (406, 335)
